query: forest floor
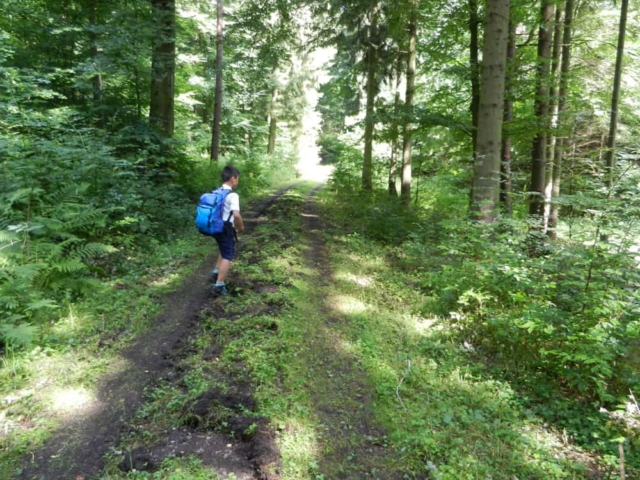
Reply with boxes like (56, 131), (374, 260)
(5, 181), (621, 479)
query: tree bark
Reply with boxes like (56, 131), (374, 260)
(470, 0), (510, 222)
(362, 0), (379, 191)
(149, 0), (176, 137)
(267, 87), (278, 154)
(89, 0), (102, 103)
(543, 3), (564, 230)
(548, 0), (574, 238)
(389, 56), (403, 196)
(401, 2), (417, 207)
(211, 0), (224, 161)
(500, 21), (516, 216)
(528, 0), (554, 219)
(604, 0), (629, 188)
(469, 0), (480, 160)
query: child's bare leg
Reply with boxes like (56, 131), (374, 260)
(217, 258), (231, 284)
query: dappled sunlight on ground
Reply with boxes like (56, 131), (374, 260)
(407, 314), (442, 336)
(331, 295), (369, 315)
(149, 273), (180, 287)
(51, 305), (92, 339)
(335, 272), (374, 288)
(50, 387), (93, 414)
(278, 417), (322, 478)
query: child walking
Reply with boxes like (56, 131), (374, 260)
(211, 165), (244, 296)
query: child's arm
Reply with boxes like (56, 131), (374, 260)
(233, 211), (244, 234)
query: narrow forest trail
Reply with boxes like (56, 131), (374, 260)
(17, 185), (299, 480)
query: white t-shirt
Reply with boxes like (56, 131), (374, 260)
(221, 184), (240, 226)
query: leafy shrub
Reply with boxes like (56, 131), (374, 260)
(407, 215), (640, 405)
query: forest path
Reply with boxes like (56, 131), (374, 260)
(17, 184), (299, 480)
(18, 181), (411, 480)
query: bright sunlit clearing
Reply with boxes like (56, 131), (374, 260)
(50, 387), (93, 413)
(296, 45), (334, 183)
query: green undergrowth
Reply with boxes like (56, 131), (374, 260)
(0, 182), (293, 478)
(316, 178), (639, 478)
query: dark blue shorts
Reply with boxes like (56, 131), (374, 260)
(213, 225), (236, 260)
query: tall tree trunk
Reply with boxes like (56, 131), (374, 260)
(149, 0), (175, 137)
(389, 56), (403, 196)
(469, 0), (480, 159)
(89, 0), (102, 103)
(500, 21), (516, 215)
(401, 2), (418, 207)
(604, 0), (629, 188)
(543, 3), (565, 229)
(267, 87), (278, 154)
(528, 0), (554, 219)
(211, 0), (224, 161)
(470, 0), (510, 222)
(362, 1), (379, 191)
(548, 0), (574, 238)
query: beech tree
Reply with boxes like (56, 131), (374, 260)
(400, 1), (417, 207)
(211, 0), (224, 161)
(362, 0), (380, 191)
(547, 0), (574, 238)
(149, 0), (176, 137)
(470, 0), (510, 222)
(468, 0), (480, 159)
(604, 0), (629, 188)
(500, 21), (516, 215)
(528, 0), (554, 219)
(388, 57), (403, 196)
(543, 2), (564, 229)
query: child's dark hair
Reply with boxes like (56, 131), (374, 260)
(221, 165), (240, 183)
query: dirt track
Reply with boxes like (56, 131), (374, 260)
(19, 185), (298, 480)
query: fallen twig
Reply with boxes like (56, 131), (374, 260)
(396, 359), (412, 411)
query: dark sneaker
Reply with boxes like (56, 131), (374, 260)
(211, 284), (228, 296)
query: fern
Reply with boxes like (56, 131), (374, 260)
(73, 242), (117, 260)
(0, 230), (19, 244)
(0, 323), (38, 347)
(49, 259), (87, 274)
(25, 299), (58, 312)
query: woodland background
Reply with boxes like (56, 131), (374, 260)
(1, 0), (640, 477)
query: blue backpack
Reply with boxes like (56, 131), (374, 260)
(195, 188), (232, 236)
